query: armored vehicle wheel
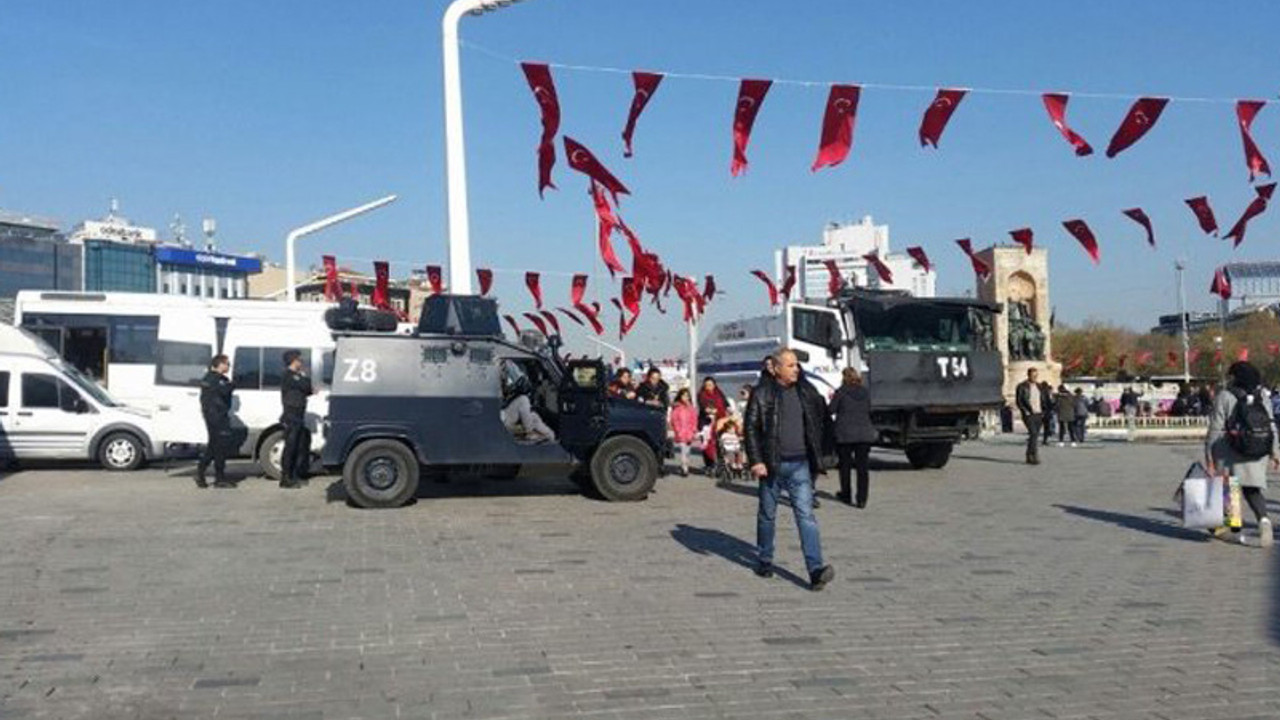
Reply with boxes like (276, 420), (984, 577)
(589, 435), (658, 502)
(905, 442), (953, 470)
(343, 439), (420, 509)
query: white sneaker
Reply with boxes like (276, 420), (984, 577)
(1260, 518), (1274, 549)
(1070, 442), (1078, 448)
(1056, 442), (1065, 448)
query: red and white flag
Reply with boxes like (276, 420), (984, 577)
(778, 265), (798, 299)
(523, 312), (549, 336)
(1009, 227), (1034, 255)
(539, 310), (561, 336)
(503, 315), (520, 337)
(1166, 351), (1179, 368)
(955, 239), (991, 280)
(556, 307), (584, 327)
(372, 261), (390, 310)
(919, 88), (966, 148)
(425, 265), (443, 294)
(1121, 208), (1156, 248)
(824, 259), (844, 297)
(1092, 353), (1107, 371)
(812, 84), (861, 171)
(574, 302), (605, 335)
(1237, 100), (1271, 181)
(590, 182), (627, 276)
(322, 255), (340, 301)
(1238, 347), (1250, 362)
(1062, 219), (1100, 264)
(731, 79), (772, 177)
(520, 62), (560, 197)
(1224, 182), (1276, 247)
(525, 271), (543, 309)
(906, 246), (932, 273)
(564, 136), (630, 203)
(750, 270), (779, 306)
(571, 273), (588, 306)
(620, 277), (641, 317)
(703, 275), (717, 302)
(621, 71), (663, 158)
(1210, 266), (1232, 300)
(1042, 93), (1093, 156)
(863, 252), (893, 284)
(1105, 97), (1169, 158)
(476, 268), (493, 296)
(1184, 196), (1218, 236)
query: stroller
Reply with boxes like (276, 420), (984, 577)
(712, 426), (747, 483)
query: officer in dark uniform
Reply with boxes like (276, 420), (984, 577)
(278, 349), (314, 489)
(196, 354), (235, 489)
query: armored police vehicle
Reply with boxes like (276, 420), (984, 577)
(699, 288), (1003, 469)
(320, 294), (667, 508)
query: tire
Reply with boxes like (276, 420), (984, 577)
(589, 435), (658, 502)
(342, 439), (419, 509)
(98, 432), (145, 472)
(258, 429), (285, 480)
(905, 442), (952, 470)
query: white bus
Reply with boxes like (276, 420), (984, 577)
(14, 290), (337, 478)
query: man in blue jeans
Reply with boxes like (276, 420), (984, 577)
(745, 348), (834, 590)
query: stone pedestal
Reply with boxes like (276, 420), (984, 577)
(975, 246), (1061, 405)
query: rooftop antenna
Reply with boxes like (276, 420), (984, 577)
(170, 214), (188, 247)
(202, 217), (217, 252)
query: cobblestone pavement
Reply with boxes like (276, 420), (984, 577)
(1, 439), (1278, 719)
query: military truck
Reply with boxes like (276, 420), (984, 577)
(698, 289), (1003, 469)
(320, 294), (668, 508)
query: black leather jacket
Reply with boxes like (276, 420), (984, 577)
(199, 371), (233, 426)
(744, 376), (829, 477)
(280, 369), (313, 420)
(1015, 380), (1052, 418)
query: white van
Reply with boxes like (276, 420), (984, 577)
(0, 324), (163, 470)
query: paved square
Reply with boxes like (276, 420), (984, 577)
(1, 439), (1278, 719)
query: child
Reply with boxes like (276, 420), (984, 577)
(669, 389), (698, 477)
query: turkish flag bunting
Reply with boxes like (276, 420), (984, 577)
(503, 315), (520, 337)
(919, 88), (966, 148)
(1121, 208), (1156, 248)
(1268, 342), (1280, 357)
(1224, 182), (1276, 247)
(750, 270), (779, 306)
(906, 246), (932, 273)
(1009, 227), (1034, 255)
(476, 268), (493, 296)
(1136, 350), (1154, 366)
(1166, 351), (1179, 368)
(621, 71), (663, 158)
(556, 307), (585, 327)
(425, 265), (443, 294)
(779, 265), (798, 299)
(522, 312), (549, 336)
(1105, 97), (1169, 158)
(731, 79), (772, 177)
(573, 302), (605, 335)
(571, 273), (588, 306)
(703, 275), (717, 302)
(1185, 196), (1218, 236)
(1237, 100), (1271, 181)
(520, 62), (560, 197)
(823, 259), (844, 297)
(1238, 347), (1250, 362)
(1065, 355), (1083, 371)
(1042, 93), (1093, 156)
(1211, 266), (1232, 299)
(1062, 219), (1101, 264)
(1093, 353), (1107, 371)
(349, 280), (359, 301)
(863, 252), (893, 284)
(322, 255), (339, 301)
(372, 261), (390, 310)
(1214, 349), (1225, 364)
(539, 310), (561, 336)
(1189, 349), (1202, 366)
(651, 293), (667, 315)
(525, 271), (543, 309)
(1118, 354), (1128, 369)
(812, 84), (861, 171)
(564, 136), (630, 203)
(955, 239), (991, 280)
(621, 277), (641, 317)
(590, 183), (627, 276)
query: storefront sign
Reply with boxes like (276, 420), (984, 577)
(154, 246), (261, 273)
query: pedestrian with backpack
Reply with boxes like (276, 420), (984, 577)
(1205, 361), (1279, 547)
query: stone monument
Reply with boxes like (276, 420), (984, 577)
(975, 245), (1061, 406)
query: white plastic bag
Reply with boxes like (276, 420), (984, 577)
(1182, 462), (1225, 529)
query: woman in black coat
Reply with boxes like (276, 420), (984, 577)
(830, 367), (877, 507)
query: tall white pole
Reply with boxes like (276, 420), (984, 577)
(441, 0), (479, 295)
(688, 316), (698, 394)
(285, 194), (398, 302)
(1176, 260), (1190, 383)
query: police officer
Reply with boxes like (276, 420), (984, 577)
(196, 354), (235, 489)
(278, 349), (314, 489)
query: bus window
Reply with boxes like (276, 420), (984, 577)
(156, 341), (212, 387)
(232, 347), (262, 390)
(320, 351), (335, 387)
(108, 316), (159, 364)
(261, 348), (310, 389)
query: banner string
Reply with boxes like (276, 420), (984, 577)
(461, 39), (1250, 105)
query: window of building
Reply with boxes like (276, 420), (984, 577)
(0, 371), (9, 407)
(156, 341), (212, 387)
(109, 316), (160, 363)
(21, 373), (60, 408)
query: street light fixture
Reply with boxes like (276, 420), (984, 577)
(441, 0), (529, 295)
(285, 194), (398, 302)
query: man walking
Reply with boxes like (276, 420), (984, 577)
(196, 354), (235, 489)
(1015, 367), (1049, 465)
(278, 350), (313, 489)
(744, 348), (835, 591)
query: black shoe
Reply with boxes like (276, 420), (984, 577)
(279, 480), (301, 489)
(812, 497), (822, 509)
(754, 562), (775, 578)
(809, 565), (835, 591)
(212, 480), (236, 489)
(836, 491), (853, 505)
(855, 499), (867, 509)
(194, 474), (209, 489)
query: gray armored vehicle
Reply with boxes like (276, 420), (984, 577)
(319, 295), (668, 508)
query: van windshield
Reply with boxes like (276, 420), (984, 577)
(59, 361), (119, 407)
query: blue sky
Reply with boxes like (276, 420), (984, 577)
(2, 1), (1277, 357)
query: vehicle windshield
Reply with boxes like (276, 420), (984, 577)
(854, 302), (993, 353)
(59, 361), (120, 407)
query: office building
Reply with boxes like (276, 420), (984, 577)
(0, 210), (81, 298)
(778, 216), (936, 300)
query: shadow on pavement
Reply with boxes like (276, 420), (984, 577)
(670, 524), (809, 589)
(1054, 504), (1210, 542)
(325, 472), (580, 505)
(949, 453), (1029, 466)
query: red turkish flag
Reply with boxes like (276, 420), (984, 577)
(556, 307), (584, 327)
(520, 62), (560, 197)
(589, 182), (627, 276)
(571, 274), (588, 306)
(1121, 208), (1156, 248)
(564, 136), (630, 203)
(731, 79), (772, 177)
(1062, 219), (1100, 264)
(425, 265), (443, 294)
(1224, 182), (1276, 247)
(1009, 227), (1034, 255)
(1093, 353), (1107, 371)
(1118, 354), (1128, 370)
(372, 261), (390, 310)
(1042, 93), (1093, 156)
(906, 246), (932, 273)
(824, 259), (844, 297)
(955, 239), (991, 280)
(1136, 350), (1154, 366)
(620, 277), (641, 317)
(862, 252), (893, 284)
(1237, 100), (1271, 181)
(812, 84), (861, 171)
(522, 312), (549, 336)
(1166, 351), (1179, 368)
(1184, 196), (1218, 236)
(751, 270), (779, 306)
(1188, 348), (1202, 366)
(525, 271), (543, 309)
(539, 310), (561, 336)
(919, 88), (966, 148)
(1211, 266), (1232, 299)
(322, 255), (339, 301)
(1267, 342), (1280, 357)
(1065, 355), (1083, 372)
(574, 302), (605, 335)
(476, 268), (493, 296)
(1238, 347), (1250, 362)
(1105, 97), (1169, 158)
(703, 275), (717, 302)
(503, 314), (520, 337)
(621, 71), (663, 158)
(778, 265), (797, 299)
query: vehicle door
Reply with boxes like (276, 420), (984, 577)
(152, 311), (216, 445)
(788, 304), (846, 396)
(558, 359), (609, 453)
(0, 368), (12, 460)
(12, 368), (96, 459)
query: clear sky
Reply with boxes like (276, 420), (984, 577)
(2, 1), (1277, 358)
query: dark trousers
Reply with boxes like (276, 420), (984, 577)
(1024, 414), (1042, 463)
(1243, 486), (1269, 524)
(836, 442), (871, 505)
(280, 415), (312, 482)
(1058, 417), (1080, 443)
(197, 418), (230, 482)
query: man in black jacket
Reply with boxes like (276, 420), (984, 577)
(1015, 367), (1051, 465)
(744, 348), (835, 590)
(636, 367), (670, 409)
(196, 354), (235, 489)
(278, 350), (314, 489)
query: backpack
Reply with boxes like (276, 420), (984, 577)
(1225, 388), (1275, 460)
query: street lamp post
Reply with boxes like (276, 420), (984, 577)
(1175, 260), (1190, 383)
(285, 194), (398, 302)
(442, 0), (527, 296)
(585, 336), (626, 368)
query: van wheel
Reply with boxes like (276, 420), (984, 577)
(343, 440), (419, 509)
(259, 429), (285, 480)
(99, 432), (145, 472)
(905, 442), (952, 470)
(589, 436), (658, 502)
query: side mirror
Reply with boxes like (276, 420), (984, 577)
(792, 349), (811, 363)
(72, 397), (90, 414)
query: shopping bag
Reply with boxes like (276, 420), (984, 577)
(1181, 463), (1225, 529)
(1226, 476), (1244, 529)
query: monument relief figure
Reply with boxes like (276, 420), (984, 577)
(1006, 300), (1046, 361)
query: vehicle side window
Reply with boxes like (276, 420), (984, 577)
(21, 374), (60, 409)
(58, 381), (83, 413)
(0, 371), (9, 407)
(108, 316), (159, 363)
(320, 351), (335, 387)
(793, 308), (839, 348)
(156, 341), (212, 387)
(232, 347), (262, 390)
(262, 348), (310, 389)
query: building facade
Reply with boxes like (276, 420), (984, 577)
(778, 216), (936, 300)
(0, 210), (81, 298)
